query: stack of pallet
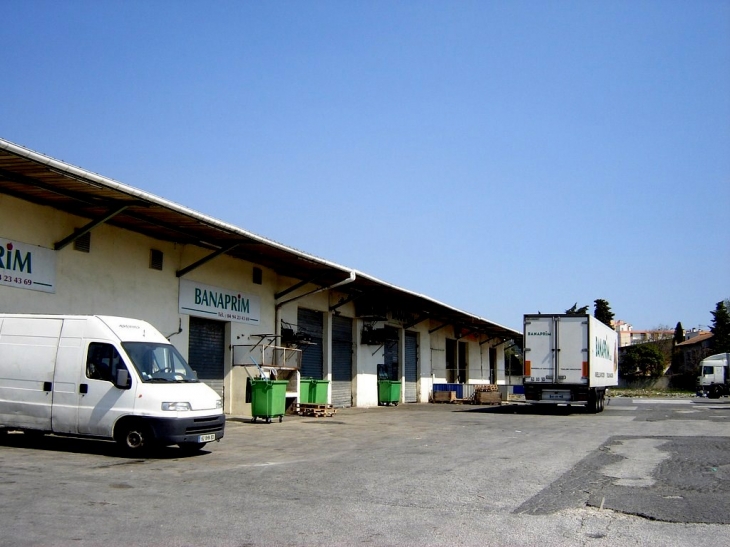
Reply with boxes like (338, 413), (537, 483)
(295, 402), (337, 418)
(473, 384), (501, 405)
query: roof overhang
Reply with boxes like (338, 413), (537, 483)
(0, 137), (521, 344)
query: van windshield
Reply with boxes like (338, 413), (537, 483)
(122, 342), (199, 383)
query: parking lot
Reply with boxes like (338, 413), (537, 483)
(1, 397), (729, 546)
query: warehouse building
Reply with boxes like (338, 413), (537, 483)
(0, 138), (520, 416)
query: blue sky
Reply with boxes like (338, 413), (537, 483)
(3, 1), (729, 331)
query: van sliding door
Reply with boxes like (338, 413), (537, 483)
(0, 317), (61, 431)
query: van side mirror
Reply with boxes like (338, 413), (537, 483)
(115, 369), (130, 389)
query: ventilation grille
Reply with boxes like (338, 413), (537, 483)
(74, 232), (90, 253)
(149, 249), (163, 270)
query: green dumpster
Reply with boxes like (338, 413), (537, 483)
(299, 379), (312, 404)
(378, 380), (401, 406)
(251, 379), (288, 423)
(300, 378), (330, 404)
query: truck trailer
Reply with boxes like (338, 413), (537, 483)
(0, 314), (225, 453)
(522, 314), (618, 412)
(696, 352), (730, 398)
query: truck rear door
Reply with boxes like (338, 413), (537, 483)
(524, 315), (555, 381)
(555, 316), (588, 384)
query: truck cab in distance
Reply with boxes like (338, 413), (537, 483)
(0, 314), (225, 453)
(697, 353), (730, 399)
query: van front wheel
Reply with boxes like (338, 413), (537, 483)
(116, 423), (155, 454)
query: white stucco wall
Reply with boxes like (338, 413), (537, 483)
(0, 194), (281, 415)
(2, 193), (515, 413)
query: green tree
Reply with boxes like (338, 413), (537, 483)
(593, 299), (614, 327)
(710, 300), (730, 353)
(671, 321), (685, 372)
(620, 344), (666, 378)
(673, 322), (684, 345)
(566, 302), (589, 315)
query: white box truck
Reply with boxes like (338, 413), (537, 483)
(696, 352), (730, 398)
(522, 314), (618, 412)
(0, 314), (224, 453)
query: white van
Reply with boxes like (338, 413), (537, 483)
(0, 314), (224, 453)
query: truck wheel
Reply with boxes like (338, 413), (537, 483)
(708, 386), (722, 399)
(598, 391), (605, 412)
(116, 423), (155, 454)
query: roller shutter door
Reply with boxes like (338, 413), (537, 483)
(405, 332), (417, 402)
(298, 308), (323, 380)
(332, 315), (353, 407)
(188, 316), (225, 396)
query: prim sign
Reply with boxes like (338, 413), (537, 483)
(0, 239), (56, 293)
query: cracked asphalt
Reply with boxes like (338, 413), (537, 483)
(1, 397), (729, 546)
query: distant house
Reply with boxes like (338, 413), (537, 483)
(614, 320), (674, 348)
(674, 332), (714, 374)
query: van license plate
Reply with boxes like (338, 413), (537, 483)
(198, 434), (216, 443)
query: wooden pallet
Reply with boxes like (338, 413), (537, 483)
(296, 403), (337, 417)
(432, 391), (456, 403)
(474, 391), (502, 405)
(474, 384), (500, 393)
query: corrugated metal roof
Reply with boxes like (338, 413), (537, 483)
(0, 137), (520, 342)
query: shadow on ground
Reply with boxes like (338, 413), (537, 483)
(454, 403), (592, 416)
(0, 431), (210, 459)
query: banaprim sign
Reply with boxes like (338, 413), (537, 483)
(0, 238), (56, 293)
(179, 279), (260, 324)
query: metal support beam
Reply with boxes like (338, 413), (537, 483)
(403, 313), (428, 330)
(329, 290), (368, 312)
(54, 204), (129, 250)
(176, 242), (241, 277)
(275, 276), (323, 301)
(276, 271), (356, 309)
(428, 323), (449, 334)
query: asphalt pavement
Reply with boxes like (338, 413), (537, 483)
(1, 397), (729, 546)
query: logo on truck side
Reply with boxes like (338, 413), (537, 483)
(527, 331), (551, 336)
(596, 337), (612, 360)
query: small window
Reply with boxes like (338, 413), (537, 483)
(74, 232), (91, 253)
(149, 249), (163, 270)
(253, 266), (262, 285)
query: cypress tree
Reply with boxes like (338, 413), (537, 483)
(594, 299), (615, 327)
(710, 300), (730, 353)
